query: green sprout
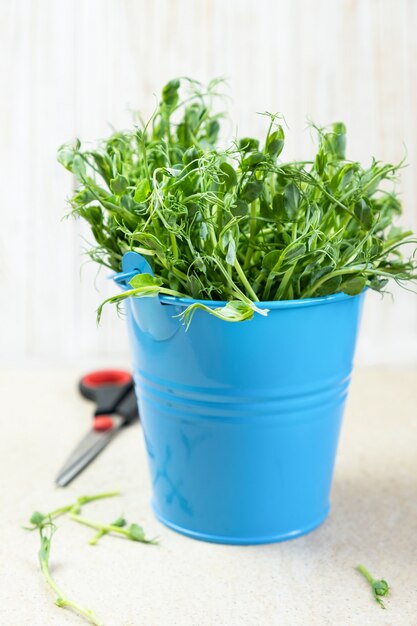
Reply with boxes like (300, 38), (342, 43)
(88, 516), (127, 546)
(70, 512), (158, 545)
(356, 564), (390, 609)
(58, 77), (417, 327)
(25, 491), (120, 530)
(25, 491), (157, 625)
(37, 521), (103, 625)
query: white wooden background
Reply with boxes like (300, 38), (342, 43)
(1, 0), (416, 365)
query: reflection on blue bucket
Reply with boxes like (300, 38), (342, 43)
(116, 252), (365, 544)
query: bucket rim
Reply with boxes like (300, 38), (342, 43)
(113, 271), (364, 310)
(157, 290), (362, 309)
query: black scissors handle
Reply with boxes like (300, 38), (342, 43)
(56, 369), (139, 487)
(79, 369), (139, 425)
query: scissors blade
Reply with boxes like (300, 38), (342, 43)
(55, 416), (124, 487)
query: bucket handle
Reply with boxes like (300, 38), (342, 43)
(115, 251), (181, 341)
(112, 250), (155, 287)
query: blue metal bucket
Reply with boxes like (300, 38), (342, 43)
(116, 252), (365, 544)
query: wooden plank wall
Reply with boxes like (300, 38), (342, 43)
(1, 0), (416, 365)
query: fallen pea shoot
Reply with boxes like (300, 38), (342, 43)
(356, 563), (390, 609)
(25, 491), (157, 625)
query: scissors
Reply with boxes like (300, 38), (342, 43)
(55, 369), (139, 487)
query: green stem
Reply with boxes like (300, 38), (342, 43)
(357, 564), (374, 585)
(302, 264), (404, 299)
(89, 529), (106, 546)
(170, 232), (178, 258)
(89, 517), (126, 545)
(262, 274), (275, 301)
(234, 258), (259, 301)
(291, 222), (297, 241)
(138, 135), (151, 181)
(313, 180), (355, 217)
(301, 266), (366, 298)
(69, 513), (157, 544)
(40, 542), (103, 625)
(56, 598), (103, 626)
(207, 205), (218, 251)
(216, 202), (223, 232)
(243, 201), (258, 269)
(71, 513), (127, 536)
(48, 491), (120, 521)
(171, 266), (189, 282)
(274, 265), (296, 300)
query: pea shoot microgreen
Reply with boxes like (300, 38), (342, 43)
(88, 516), (127, 546)
(25, 491), (157, 625)
(69, 512), (158, 544)
(25, 490), (120, 530)
(356, 564), (390, 609)
(37, 521), (103, 626)
(59, 78), (417, 325)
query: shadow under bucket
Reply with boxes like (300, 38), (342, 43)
(116, 252), (365, 544)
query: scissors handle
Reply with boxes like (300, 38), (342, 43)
(111, 384), (139, 424)
(79, 369), (136, 420)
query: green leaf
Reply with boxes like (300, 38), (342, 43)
(373, 580), (389, 598)
(238, 137), (259, 153)
(308, 265), (333, 285)
(230, 199), (249, 217)
(134, 233), (164, 256)
(112, 517), (127, 528)
(128, 523), (145, 541)
(341, 275), (366, 296)
(129, 273), (162, 289)
(39, 530), (52, 564)
(179, 300), (261, 328)
(182, 147), (199, 166)
(262, 250), (281, 272)
(134, 179), (151, 202)
(325, 122), (346, 160)
(154, 117), (167, 139)
(220, 227), (239, 261)
(110, 175), (129, 195)
(315, 149), (327, 176)
(241, 180), (263, 203)
(283, 243), (306, 262)
(354, 199), (373, 229)
(200, 222), (209, 240)
(219, 162), (237, 190)
(315, 276), (342, 296)
(225, 238), (236, 265)
(206, 119), (220, 143)
(283, 183), (300, 220)
(89, 151), (113, 185)
(162, 78), (180, 106)
(57, 144), (74, 171)
(184, 102), (203, 130)
(30, 511), (45, 526)
(185, 201), (200, 218)
(387, 226), (402, 240)
(266, 126), (285, 158)
(241, 152), (265, 169)
(272, 193), (284, 216)
(72, 154), (86, 178)
(368, 277), (388, 292)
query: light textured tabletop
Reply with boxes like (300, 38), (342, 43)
(1, 366), (416, 626)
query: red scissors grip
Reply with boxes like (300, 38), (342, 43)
(81, 369), (132, 388)
(79, 369), (134, 417)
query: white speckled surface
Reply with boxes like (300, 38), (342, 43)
(0, 366), (416, 626)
